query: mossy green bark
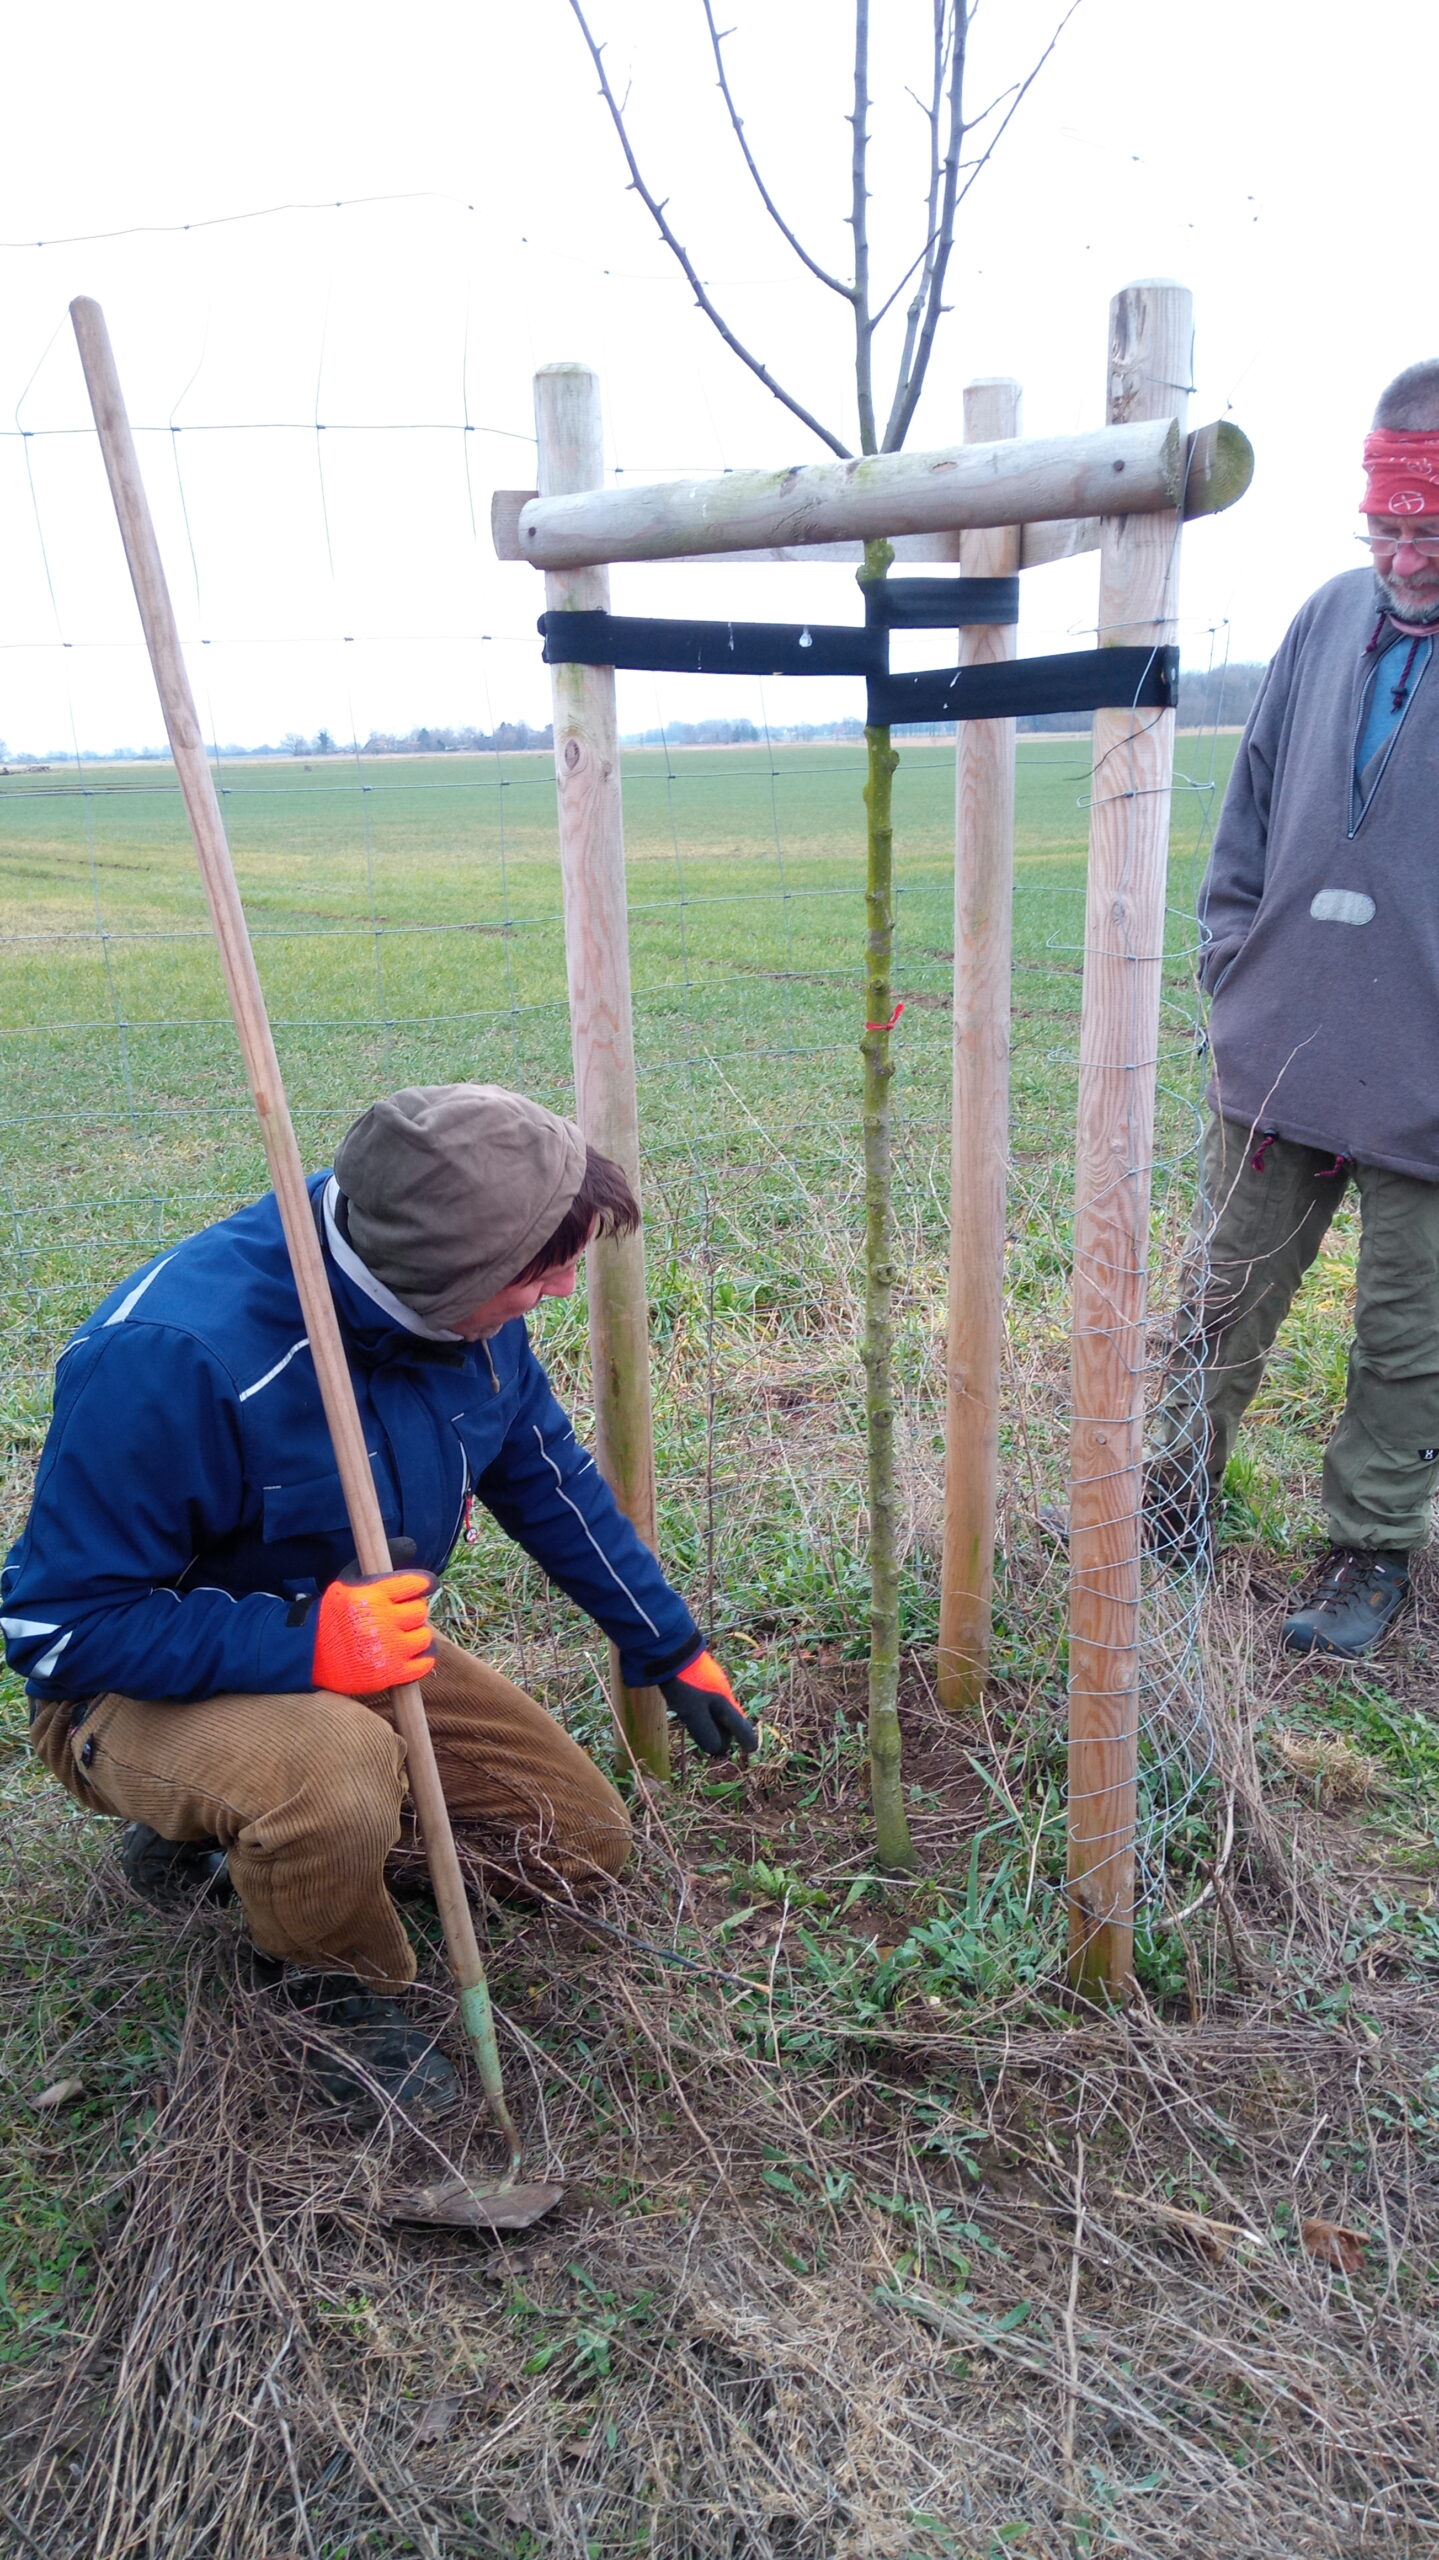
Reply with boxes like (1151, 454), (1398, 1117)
(858, 536), (916, 1873)
(1183, 418), (1255, 519)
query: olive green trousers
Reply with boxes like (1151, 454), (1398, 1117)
(31, 1635), (631, 1989)
(1150, 1113), (1439, 1552)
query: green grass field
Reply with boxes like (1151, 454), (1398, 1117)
(12, 734), (1439, 2559)
(0, 732), (1228, 1279)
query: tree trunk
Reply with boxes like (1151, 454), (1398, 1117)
(858, 535), (916, 1872)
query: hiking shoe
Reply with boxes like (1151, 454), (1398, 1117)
(121, 1822), (234, 1910)
(1282, 1549), (1411, 1659)
(269, 1966), (460, 2122)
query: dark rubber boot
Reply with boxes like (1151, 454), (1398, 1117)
(1282, 1549), (1411, 1659)
(120, 1822), (234, 1910)
(267, 1965), (460, 2122)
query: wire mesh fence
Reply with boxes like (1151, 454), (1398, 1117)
(1, 377), (1229, 1921)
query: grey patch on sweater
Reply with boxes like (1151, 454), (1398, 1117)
(1310, 888), (1376, 926)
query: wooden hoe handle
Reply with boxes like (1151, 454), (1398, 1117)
(68, 296), (520, 2171)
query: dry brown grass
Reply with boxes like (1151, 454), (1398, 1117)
(5, 1090), (1438, 2555)
(1271, 1730), (1382, 1809)
(5, 1621), (1439, 2560)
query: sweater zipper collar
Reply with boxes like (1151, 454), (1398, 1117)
(1348, 620), (1433, 841)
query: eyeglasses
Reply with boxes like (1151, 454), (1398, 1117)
(1357, 525), (1439, 556)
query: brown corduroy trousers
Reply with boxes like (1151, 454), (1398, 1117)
(30, 1635), (631, 1989)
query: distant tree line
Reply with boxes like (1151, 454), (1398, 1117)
(1, 744), (171, 765)
(1013, 661), (1267, 736)
(271, 723), (559, 756)
(351, 722), (555, 755)
(1175, 661), (1267, 729)
(624, 717), (870, 746)
(627, 717), (763, 746)
(0, 724), (558, 765)
(627, 667), (1270, 749)
(4, 666), (1268, 768)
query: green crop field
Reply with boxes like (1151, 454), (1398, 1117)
(0, 731), (1232, 1330)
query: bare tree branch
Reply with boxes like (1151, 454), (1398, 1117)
(870, 239), (936, 338)
(566, 0), (1085, 466)
(953, 0), (1086, 215)
(881, 0), (967, 451)
(850, 0), (877, 454)
(879, 1), (949, 446)
(963, 79), (1025, 133)
(564, 0), (852, 458)
(700, 1), (854, 302)
(880, 0), (1083, 446)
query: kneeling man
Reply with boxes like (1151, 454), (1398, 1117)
(3, 1083), (753, 2111)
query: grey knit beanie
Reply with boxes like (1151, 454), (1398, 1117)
(333, 1083), (587, 1328)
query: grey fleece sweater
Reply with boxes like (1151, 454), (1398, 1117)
(1200, 565), (1439, 1179)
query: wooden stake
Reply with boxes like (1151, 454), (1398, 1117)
(859, 538), (915, 1875)
(1067, 282), (1192, 1999)
(68, 297), (522, 2170)
(938, 379), (1021, 1712)
(533, 364), (668, 1780)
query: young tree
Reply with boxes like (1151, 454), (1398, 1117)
(566, 0), (1080, 1868)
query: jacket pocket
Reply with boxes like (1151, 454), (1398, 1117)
(262, 1470), (377, 1544)
(1208, 940), (1245, 997)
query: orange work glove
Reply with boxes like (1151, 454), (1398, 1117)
(657, 1650), (758, 1758)
(312, 1567), (438, 1695)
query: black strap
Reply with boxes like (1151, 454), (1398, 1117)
(864, 575), (1020, 629)
(539, 609), (880, 679)
(869, 646), (1179, 727)
(537, 610), (1178, 728)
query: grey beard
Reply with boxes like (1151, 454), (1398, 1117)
(1375, 573), (1439, 626)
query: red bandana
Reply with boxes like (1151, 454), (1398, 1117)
(1362, 428), (1439, 517)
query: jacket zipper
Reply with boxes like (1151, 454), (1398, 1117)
(448, 1350), (498, 1554)
(1347, 636), (1431, 840)
(448, 1425), (471, 1555)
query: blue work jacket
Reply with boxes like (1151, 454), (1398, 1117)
(1, 1174), (698, 1707)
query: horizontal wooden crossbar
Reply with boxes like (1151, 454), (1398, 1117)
(496, 417), (1254, 569)
(490, 496), (1096, 571)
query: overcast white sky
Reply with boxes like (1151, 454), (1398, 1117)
(1, 0), (1427, 754)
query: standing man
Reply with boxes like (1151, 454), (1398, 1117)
(1150, 365), (1439, 1657)
(3, 1083), (755, 2112)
